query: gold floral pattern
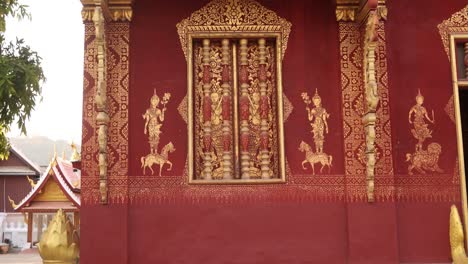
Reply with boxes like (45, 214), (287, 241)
(176, 0), (291, 61)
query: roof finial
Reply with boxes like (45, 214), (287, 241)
(26, 176), (36, 189)
(70, 141), (81, 162)
(8, 196), (17, 209)
(53, 144), (57, 159)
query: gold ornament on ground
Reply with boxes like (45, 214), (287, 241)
(299, 89), (332, 175)
(141, 89), (175, 176)
(38, 209), (79, 264)
(406, 90), (443, 175)
(450, 205), (468, 264)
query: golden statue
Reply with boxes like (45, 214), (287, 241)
(143, 89), (171, 154)
(303, 89), (330, 153)
(408, 89), (434, 152)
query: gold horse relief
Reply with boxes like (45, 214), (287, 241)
(299, 89), (333, 175)
(406, 89), (443, 175)
(141, 89), (175, 176)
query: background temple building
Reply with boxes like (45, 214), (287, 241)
(77, 0), (468, 263)
(0, 146), (40, 248)
(0, 144), (81, 249)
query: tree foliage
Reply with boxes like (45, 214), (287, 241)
(0, 0), (45, 159)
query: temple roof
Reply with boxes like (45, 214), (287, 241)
(0, 145), (41, 176)
(11, 156), (81, 213)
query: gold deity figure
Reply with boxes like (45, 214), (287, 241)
(143, 89), (171, 154)
(408, 89), (434, 152)
(305, 89), (330, 153)
(249, 91), (261, 126)
(211, 91), (223, 126)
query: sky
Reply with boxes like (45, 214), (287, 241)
(5, 0), (84, 144)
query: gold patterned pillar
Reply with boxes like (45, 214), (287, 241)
(81, 0), (131, 203)
(202, 39), (213, 180)
(258, 38), (270, 179)
(337, 0), (393, 202)
(92, 5), (109, 204)
(239, 39), (251, 179)
(221, 39), (233, 179)
(362, 12), (379, 202)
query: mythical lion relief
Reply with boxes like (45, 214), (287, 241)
(406, 90), (443, 175)
(141, 89), (176, 176)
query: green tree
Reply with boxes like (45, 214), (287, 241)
(0, 0), (45, 159)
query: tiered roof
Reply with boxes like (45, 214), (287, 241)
(10, 155), (81, 213)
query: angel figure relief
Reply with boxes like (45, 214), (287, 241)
(141, 89), (176, 176)
(406, 89), (443, 175)
(299, 89), (333, 175)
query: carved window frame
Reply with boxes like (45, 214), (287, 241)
(187, 33), (285, 184)
(177, 0), (291, 184)
(449, 33), (468, 242)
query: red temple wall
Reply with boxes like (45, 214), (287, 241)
(79, 0), (468, 263)
(386, 0), (467, 262)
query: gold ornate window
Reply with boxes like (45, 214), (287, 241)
(177, 0), (291, 183)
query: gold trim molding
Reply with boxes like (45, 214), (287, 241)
(81, 0), (133, 22)
(438, 5), (468, 59)
(176, 0), (292, 61)
(336, 0), (387, 22)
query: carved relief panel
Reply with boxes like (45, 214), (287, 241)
(190, 37), (283, 182)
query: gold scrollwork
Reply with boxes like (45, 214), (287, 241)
(141, 90), (175, 176)
(299, 89), (333, 175)
(176, 0), (291, 62)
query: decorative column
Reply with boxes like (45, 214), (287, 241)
(337, 0), (392, 202)
(258, 38), (270, 179)
(27, 212), (32, 245)
(362, 12), (379, 203)
(93, 5), (109, 204)
(221, 39), (233, 179)
(202, 39), (213, 180)
(239, 39), (251, 179)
